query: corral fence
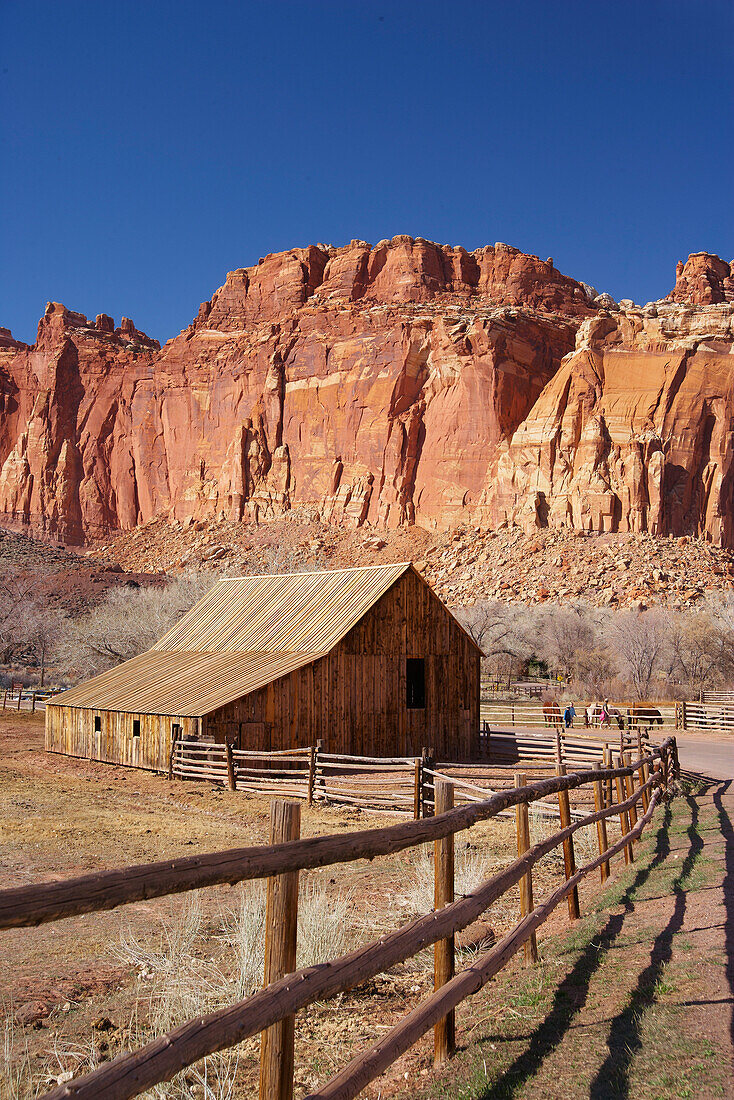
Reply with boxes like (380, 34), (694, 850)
(679, 699), (734, 734)
(700, 690), (734, 704)
(481, 698), (679, 733)
(0, 738), (679, 1100)
(169, 729), (649, 819)
(482, 697), (734, 737)
(482, 677), (567, 698)
(1, 686), (62, 712)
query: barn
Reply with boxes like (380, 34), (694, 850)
(45, 562), (482, 769)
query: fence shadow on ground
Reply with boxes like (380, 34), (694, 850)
(711, 778), (734, 1053)
(472, 784), (709, 1100)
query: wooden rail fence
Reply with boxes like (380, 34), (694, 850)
(0, 738), (679, 1100)
(169, 731), (644, 818)
(1, 686), (61, 712)
(677, 699), (734, 734)
(481, 699), (678, 733)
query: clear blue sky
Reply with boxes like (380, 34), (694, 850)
(2, 1), (733, 345)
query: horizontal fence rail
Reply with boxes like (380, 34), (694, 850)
(678, 700), (734, 734)
(1, 738), (679, 1100)
(1, 687), (62, 712)
(481, 699), (678, 733)
(168, 731), (652, 818)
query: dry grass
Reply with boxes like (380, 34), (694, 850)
(395, 844), (492, 919)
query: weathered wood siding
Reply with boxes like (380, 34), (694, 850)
(45, 705), (198, 770)
(205, 570), (479, 759)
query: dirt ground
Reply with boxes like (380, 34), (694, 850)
(0, 713), (568, 1098)
(2, 715), (730, 1099)
(404, 775), (734, 1100)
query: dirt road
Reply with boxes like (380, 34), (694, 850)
(675, 734), (732, 780)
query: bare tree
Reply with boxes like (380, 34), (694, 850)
(0, 568), (38, 665)
(455, 600), (532, 684)
(23, 606), (67, 686)
(535, 602), (600, 682)
(612, 610), (669, 700)
(668, 606), (734, 697)
(55, 570), (218, 682)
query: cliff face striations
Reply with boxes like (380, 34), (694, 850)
(1, 238), (732, 546)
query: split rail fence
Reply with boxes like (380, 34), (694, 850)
(169, 729), (651, 818)
(0, 738), (679, 1100)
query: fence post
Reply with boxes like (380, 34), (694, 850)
(615, 755), (633, 865)
(315, 739), (324, 801)
(421, 747), (435, 817)
(413, 758), (421, 820)
(17, 688), (22, 711)
(660, 742), (670, 791)
(307, 745), (316, 806)
(592, 762), (610, 882)
(514, 773), (539, 963)
(433, 778), (455, 1064)
(681, 699), (687, 730)
(259, 800), (301, 1100)
(168, 726), (180, 781)
(225, 741), (237, 792)
(554, 729), (563, 768)
(623, 752), (638, 837)
(603, 744), (613, 813)
(31, 692), (36, 713)
(637, 730), (649, 813)
(556, 763), (580, 920)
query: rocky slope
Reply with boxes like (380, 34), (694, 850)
(89, 512), (734, 612)
(1, 241), (732, 547)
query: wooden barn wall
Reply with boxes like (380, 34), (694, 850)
(205, 571), (480, 759)
(45, 706), (198, 770)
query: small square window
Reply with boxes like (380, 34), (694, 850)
(132, 719), (141, 737)
(94, 715), (101, 733)
(406, 658), (426, 710)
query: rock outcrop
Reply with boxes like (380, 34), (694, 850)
(668, 252), (734, 306)
(483, 300), (734, 544)
(1, 238), (733, 546)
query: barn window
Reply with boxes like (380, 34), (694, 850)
(132, 719), (141, 737)
(94, 715), (101, 733)
(406, 658), (426, 710)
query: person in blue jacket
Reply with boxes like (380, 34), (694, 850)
(563, 703), (576, 729)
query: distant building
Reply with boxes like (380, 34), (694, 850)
(46, 562), (482, 768)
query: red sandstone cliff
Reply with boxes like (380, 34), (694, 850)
(483, 300), (734, 543)
(1, 239), (732, 546)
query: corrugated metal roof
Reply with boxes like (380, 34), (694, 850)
(52, 563), (415, 717)
(50, 649), (321, 717)
(153, 562), (412, 654)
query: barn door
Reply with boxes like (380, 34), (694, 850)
(225, 720), (242, 749)
(240, 721), (269, 751)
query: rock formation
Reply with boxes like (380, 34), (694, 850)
(1, 239), (732, 546)
(667, 252), (734, 306)
(482, 301), (734, 544)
